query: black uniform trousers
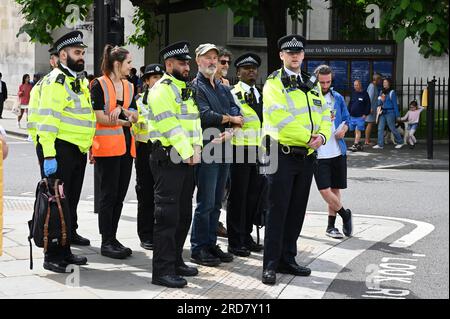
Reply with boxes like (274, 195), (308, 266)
(36, 138), (87, 261)
(95, 153), (133, 241)
(149, 152), (194, 277)
(226, 160), (266, 249)
(135, 141), (155, 242)
(263, 152), (315, 271)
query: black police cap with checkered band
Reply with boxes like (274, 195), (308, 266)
(234, 53), (261, 68)
(54, 31), (88, 53)
(143, 63), (165, 77)
(160, 41), (191, 61)
(278, 34), (306, 52)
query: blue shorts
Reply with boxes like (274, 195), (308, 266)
(349, 116), (366, 131)
(407, 123), (419, 131)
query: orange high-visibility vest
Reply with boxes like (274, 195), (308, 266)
(92, 76), (136, 158)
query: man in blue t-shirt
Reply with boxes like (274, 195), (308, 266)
(348, 80), (371, 151)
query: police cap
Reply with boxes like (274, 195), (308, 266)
(54, 30), (88, 53)
(278, 34), (306, 52)
(234, 53), (261, 68)
(160, 41), (192, 61)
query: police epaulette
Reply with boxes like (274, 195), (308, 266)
(55, 73), (66, 85)
(267, 70), (280, 80)
(235, 91), (243, 100)
(161, 79), (172, 85)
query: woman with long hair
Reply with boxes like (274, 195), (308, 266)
(17, 74), (32, 128)
(373, 78), (405, 149)
(90, 45), (138, 259)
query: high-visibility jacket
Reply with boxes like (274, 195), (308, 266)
(262, 68), (332, 155)
(230, 82), (262, 146)
(133, 90), (150, 143)
(92, 76), (136, 157)
(36, 68), (96, 157)
(148, 73), (202, 160)
(27, 73), (52, 145)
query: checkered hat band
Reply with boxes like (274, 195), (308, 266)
(281, 38), (304, 50)
(56, 34), (83, 52)
(163, 46), (189, 60)
(237, 56), (258, 66)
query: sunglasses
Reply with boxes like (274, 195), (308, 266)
(219, 60), (231, 65)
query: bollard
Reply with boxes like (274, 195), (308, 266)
(426, 77), (436, 159)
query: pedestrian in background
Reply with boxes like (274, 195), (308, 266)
(0, 73), (7, 119)
(348, 79), (371, 151)
(373, 78), (404, 149)
(365, 73), (382, 145)
(399, 100), (424, 148)
(91, 45), (138, 260)
(17, 74), (33, 128)
(313, 65), (353, 239)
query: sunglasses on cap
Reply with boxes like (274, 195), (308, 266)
(219, 60), (231, 65)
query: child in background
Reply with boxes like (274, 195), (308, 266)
(399, 100), (424, 148)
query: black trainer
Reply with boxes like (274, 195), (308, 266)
(101, 241), (129, 259)
(209, 245), (233, 262)
(175, 263), (199, 277)
(43, 260), (72, 273)
(64, 253), (87, 265)
(71, 232), (90, 246)
(342, 209), (353, 237)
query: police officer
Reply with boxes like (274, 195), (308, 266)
(34, 31), (96, 272)
(226, 53), (265, 257)
(133, 63), (164, 250)
(261, 35), (332, 284)
(148, 41), (203, 288)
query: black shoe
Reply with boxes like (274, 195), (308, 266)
(152, 275), (187, 288)
(113, 239), (132, 256)
(262, 269), (276, 285)
(342, 209), (353, 237)
(245, 239), (263, 252)
(71, 232), (90, 246)
(190, 248), (221, 267)
(43, 260), (72, 273)
(277, 263), (311, 276)
(140, 240), (154, 250)
(64, 253), (87, 265)
(216, 222), (228, 238)
(175, 263), (199, 277)
(325, 228), (344, 239)
(101, 242), (129, 259)
(228, 246), (251, 257)
(209, 245), (233, 262)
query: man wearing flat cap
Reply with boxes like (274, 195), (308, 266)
(147, 41), (203, 288)
(190, 43), (243, 268)
(261, 35), (332, 285)
(133, 63), (164, 252)
(226, 52), (266, 257)
(31, 30), (96, 273)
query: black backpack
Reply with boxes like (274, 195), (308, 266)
(27, 178), (71, 269)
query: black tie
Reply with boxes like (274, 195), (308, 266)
(297, 75), (302, 85)
(249, 87), (256, 105)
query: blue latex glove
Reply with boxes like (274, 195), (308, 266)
(43, 158), (57, 177)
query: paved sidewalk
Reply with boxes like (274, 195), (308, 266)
(0, 196), (405, 299)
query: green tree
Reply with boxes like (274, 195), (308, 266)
(380, 0), (449, 57)
(15, 0), (92, 44)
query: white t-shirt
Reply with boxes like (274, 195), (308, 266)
(317, 92), (342, 159)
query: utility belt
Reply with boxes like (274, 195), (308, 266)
(149, 140), (186, 166)
(277, 143), (313, 159)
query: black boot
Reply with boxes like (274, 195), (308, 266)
(101, 237), (129, 259)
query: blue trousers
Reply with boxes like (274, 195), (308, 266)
(377, 112), (403, 147)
